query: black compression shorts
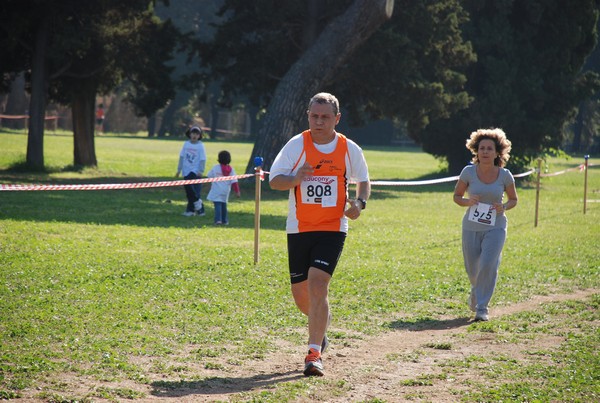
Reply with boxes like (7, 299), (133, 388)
(287, 231), (346, 284)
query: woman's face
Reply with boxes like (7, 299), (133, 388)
(477, 139), (498, 164)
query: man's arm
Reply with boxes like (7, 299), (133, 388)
(269, 162), (314, 191)
(355, 180), (371, 204)
(345, 180), (371, 219)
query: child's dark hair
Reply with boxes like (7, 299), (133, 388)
(218, 150), (231, 165)
(185, 126), (203, 139)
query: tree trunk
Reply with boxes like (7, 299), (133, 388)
(571, 102), (585, 153)
(208, 82), (221, 140)
(158, 90), (190, 137)
(248, 104), (261, 140)
(245, 0), (394, 173)
(26, 16), (50, 170)
(5, 72), (29, 129)
(147, 113), (157, 137)
(72, 83), (97, 167)
(448, 152), (469, 176)
(302, 0), (320, 51)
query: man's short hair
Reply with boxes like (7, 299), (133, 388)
(308, 92), (339, 116)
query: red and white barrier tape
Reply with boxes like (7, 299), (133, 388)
(0, 164), (593, 192)
(0, 173), (257, 192)
(539, 164), (586, 177)
(514, 168), (537, 178)
(0, 114), (60, 120)
(367, 168), (537, 186)
(369, 176), (459, 186)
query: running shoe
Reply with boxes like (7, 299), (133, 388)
(474, 311), (489, 322)
(303, 348), (324, 377)
(194, 200), (205, 216)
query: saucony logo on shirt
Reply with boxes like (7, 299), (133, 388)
(304, 177), (336, 185)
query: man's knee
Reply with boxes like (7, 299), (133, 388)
(291, 282), (310, 315)
(307, 267), (331, 299)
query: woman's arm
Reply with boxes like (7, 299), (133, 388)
(501, 182), (518, 211)
(453, 180), (479, 207)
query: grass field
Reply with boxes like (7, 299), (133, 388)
(0, 130), (598, 402)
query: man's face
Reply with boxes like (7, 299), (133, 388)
(307, 102), (340, 140)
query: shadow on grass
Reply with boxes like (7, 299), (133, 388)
(0, 174), (290, 229)
(0, 170), (534, 228)
(0, 171), (452, 229)
(0, 190), (287, 230)
(150, 370), (303, 398)
(385, 316), (471, 331)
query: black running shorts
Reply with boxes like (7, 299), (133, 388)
(287, 231), (347, 284)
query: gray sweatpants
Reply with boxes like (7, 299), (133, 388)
(462, 227), (507, 314)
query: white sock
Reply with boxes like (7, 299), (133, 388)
(308, 344), (321, 352)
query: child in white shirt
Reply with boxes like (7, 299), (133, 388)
(176, 126), (206, 216)
(206, 150), (241, 225)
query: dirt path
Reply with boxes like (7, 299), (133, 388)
(142, 288), (597, 402)
(16, 289), (597, 402)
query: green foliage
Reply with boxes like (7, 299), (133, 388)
(0, 0), (180, 115)
(199, 0), (600, 174)
(53, 1), (179, 116)
(201, 0), (353, 106)
(334, 0), (475, 133)
(0, 0), (184, 169)
(202, 0), (474, 141)
(420, 0), (600, 173)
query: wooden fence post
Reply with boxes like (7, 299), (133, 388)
(535, 158), (542, 227)
(253, 157), (264, 265)
(583, 155), (589, 215)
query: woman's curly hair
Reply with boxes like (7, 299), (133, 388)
(466, 128), (512, 167)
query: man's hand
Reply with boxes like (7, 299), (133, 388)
(344, 199), (362, 220)
(293, 162), (314, 186)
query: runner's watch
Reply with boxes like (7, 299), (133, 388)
(357, 198), (366, 210)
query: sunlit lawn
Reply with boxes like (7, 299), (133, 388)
(0, 130), (598, 401)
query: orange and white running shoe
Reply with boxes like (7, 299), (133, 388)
(303, 348), (324, 377)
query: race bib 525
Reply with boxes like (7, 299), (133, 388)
(468, 203), (496, 226)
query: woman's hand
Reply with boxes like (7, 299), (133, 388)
(466, 194), (480, 206)
(493, 202), (505, 213)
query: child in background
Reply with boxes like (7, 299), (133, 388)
(206, 150), (241, 225)
(95, 104), (105, 134)
(176, 126), (206, 216)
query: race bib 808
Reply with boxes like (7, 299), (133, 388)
(301, 176), (338, 207)
(468, 202), (496, 226)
